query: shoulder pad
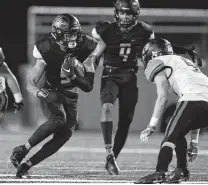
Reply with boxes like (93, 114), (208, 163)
(139, 21), (154, 32)
(35, 37), (52, 56)
(83, 34), (98, 51)
(145, 59), (165, 82)
(95, 21), (111, 38)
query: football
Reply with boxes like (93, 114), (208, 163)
(62, 57), (85, 77)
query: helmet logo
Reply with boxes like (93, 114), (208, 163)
(53, 16), (69, 31)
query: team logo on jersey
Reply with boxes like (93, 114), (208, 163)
(120, 43), (131, 47)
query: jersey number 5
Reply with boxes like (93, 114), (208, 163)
(181, 57), (200, 73)
(119, 47), (131, 62)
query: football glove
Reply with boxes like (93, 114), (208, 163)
(188, 46), (202, 67)
(13, 101), (24, 114)
(187, 141), (198, 163)
(36, 88), (49, 99)
(36, 88), (57, 102)
(140, 126), (156, 143)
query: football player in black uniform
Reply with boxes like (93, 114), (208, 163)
(0, 47), (24, 124)
(92, 0), (154, 175)
(10, 14), (99, 178)
(92, 0), (202, 175)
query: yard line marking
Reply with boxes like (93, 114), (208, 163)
(0, 178), (207, 184)
(58, 147), (208, 155)
(0, 179), (133, 183)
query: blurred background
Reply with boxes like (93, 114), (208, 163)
(1, 0), (208, 133)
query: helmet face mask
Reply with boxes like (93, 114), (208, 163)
(114, 0), (140, 32)
(51, 14), (82, 50)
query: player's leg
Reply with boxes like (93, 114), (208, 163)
(0, 91), (8, 128)
(15, 95), (79, 178)
(113, 73), (138, 159)
(16, 125), (71, 178)
(100, 71), (119, 175)
(136, 101), (194, 184)
(10, 91), (66, 168)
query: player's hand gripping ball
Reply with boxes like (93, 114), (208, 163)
(36, 88), (57, 102)
(61, 56), (85, 79)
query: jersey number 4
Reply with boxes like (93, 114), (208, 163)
(119, 47), (131, 62)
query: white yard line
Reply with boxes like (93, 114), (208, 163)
(58, 147), (208, 155)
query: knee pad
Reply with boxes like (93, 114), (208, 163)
(56, 126), (73, 141)
(102, 103), (113, 113)
(48, 115), (66, 131)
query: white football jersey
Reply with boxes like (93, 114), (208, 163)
(145, 55), (208, 102)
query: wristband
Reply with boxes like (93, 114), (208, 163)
(149, 117), (159, 127)
(14, 92), (23, 103)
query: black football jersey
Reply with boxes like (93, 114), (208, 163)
(95, 21), (154, 68)
(35, 34), (97, 91)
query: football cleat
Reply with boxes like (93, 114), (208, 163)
(105, 154), (120, 175)
(16, 162), (30, 179)
(165, 168), (190, 183)
(134, 172), (166, 184)
(10, 145), (28, 168)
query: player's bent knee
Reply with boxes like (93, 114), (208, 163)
(102, 103), (113, 114)
(49, 115), (66, 129)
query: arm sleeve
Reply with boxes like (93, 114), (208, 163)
(145, 59), (166, 82)
(71, 72), (94, 92)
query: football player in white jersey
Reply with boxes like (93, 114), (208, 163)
(135, 38), (208, 184)
(0, 47), (24, 126)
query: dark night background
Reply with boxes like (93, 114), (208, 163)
(1, 0), (207, 71)
(0, 0), (207, 108)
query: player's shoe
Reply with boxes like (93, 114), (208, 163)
(10, 145), (28, 168)
(16, 162), (30, 178)
(165, 168), (190, 183)
(105, 154), (120, 175)
(134, 171), (166, 184)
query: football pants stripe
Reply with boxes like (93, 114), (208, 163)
(165, 101), (188, 137)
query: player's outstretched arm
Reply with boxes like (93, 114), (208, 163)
(0, 62), (23, 104)
(140, 71), (169, 143)
(26, 58), (46, 97)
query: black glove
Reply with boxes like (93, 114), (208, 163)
(13, 101), (24, 114)
(187, 141), (198, 163)
(36, 88), (57, 102)
(188, 46), (202, 67)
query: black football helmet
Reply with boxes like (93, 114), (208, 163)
(114, 0), (140, 32)
(51, 14), (83, 50)
(141, 38), (174, 68)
